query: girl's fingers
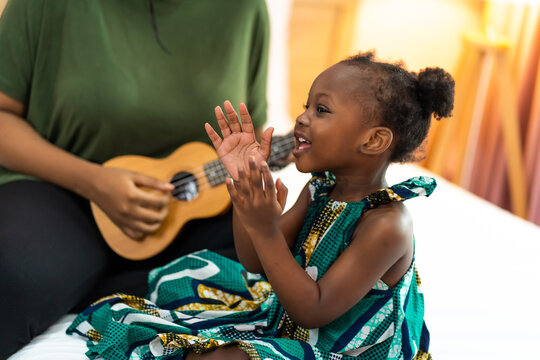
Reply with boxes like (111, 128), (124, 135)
(224, 100), (242, 133)
(214, 106), (232, 137)
(214, 101), (257, 140)
(235, 168), (252, 198)
(238, 103), (254, 134)
(248, 158), (263, 192)
(225, 178), (242, 206)
(259, 127), (274, 160)
(261, 161), (275, 198)
(205, 123), (223, 149)
(275, 178), (288, 210)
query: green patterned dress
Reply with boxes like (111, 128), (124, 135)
(67, 173), (436, 360)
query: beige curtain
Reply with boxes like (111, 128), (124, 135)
(424, 3), (540, 226)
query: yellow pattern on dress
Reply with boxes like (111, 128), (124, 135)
(413, 349), (433, 360)
(175, 278), (272, 312)
(280, 313), (310, 342)
(86, 329), (103, 342)
(280, 200), (346, 342)
(158, 332), (262, 359)
(386, 189), (405, 201)
(415, 267), (422, 287)
(158, 333), (222, 352)
(302, 201), (345, 265)
(91, 293), (160, 316)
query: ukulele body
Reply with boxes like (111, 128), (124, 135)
(91, 142), (230, 260)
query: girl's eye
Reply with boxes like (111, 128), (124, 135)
(316, 105), (329, 113)
(303, 103), (309, 110)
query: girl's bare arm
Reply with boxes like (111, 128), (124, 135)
(231, 160), (413, 329)
(261, 207), (412, 328)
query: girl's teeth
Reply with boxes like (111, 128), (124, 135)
(297, 137), (312, 150)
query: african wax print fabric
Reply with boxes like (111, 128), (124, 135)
(67, 174), (436, 360)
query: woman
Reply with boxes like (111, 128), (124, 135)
(0, 0), (270, 357)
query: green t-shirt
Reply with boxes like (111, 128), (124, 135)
(0, 0), (269, 185)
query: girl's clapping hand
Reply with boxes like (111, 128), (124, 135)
(205, 100), (273, 181)
(225, 157), (288, 236)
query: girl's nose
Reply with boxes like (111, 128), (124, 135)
(295, 112), (309, 126)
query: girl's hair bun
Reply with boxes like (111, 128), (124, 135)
(417, 67), (455, 120)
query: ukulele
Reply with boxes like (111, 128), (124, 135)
(91, 133), (294, 260)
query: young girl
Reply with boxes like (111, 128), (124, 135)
(67, 52), (454, 360)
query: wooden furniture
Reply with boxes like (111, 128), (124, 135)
(426, 30), (528, 218)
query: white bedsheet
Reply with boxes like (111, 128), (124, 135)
(9, 163), (540, 360)
(8, 314), (86, 360)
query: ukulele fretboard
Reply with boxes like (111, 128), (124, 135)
(204, 160), (229, 187)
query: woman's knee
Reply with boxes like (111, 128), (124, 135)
(0, 264), (60, 357)
(0, 180), (111, 356)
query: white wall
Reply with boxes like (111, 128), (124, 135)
(352, 0), (483, 73)
(265, 0), (293, 133)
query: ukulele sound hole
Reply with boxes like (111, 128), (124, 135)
(170, 172), (198, 201)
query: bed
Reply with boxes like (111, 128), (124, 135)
(8, 0), (540, 358)
(9, 162), (540, 360)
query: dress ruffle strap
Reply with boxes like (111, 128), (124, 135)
(363, 176), (437, 210)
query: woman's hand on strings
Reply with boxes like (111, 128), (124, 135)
(205, 100), (273, 181)
(225, 157), (288, 237)
(90, 167), (173, 239)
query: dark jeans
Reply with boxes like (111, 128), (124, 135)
(0, 180), (235, 358)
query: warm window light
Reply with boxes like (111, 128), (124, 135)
(429, 0), (533, 216)
(480, 0), (537, 42)
(487, 0), (540, 3)
(459, 0), (535, 217)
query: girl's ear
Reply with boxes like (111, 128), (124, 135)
(359, 127), (393, 155)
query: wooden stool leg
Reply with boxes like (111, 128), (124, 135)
(458, 51), (496, 188)
(525, 58), (540, 221)
(496, 51), (528, 217)
(427, 47), (481, 177)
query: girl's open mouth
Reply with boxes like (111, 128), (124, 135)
(294, 135), (312, 155)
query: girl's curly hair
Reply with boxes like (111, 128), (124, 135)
(340, 51), (455, 163)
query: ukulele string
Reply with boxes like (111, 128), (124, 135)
(171, 181), (212, 196)
(168, 164), (228, 194)
(168, 161), (226, 188)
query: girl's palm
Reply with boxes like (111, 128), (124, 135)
(205, 101), (273, 180)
